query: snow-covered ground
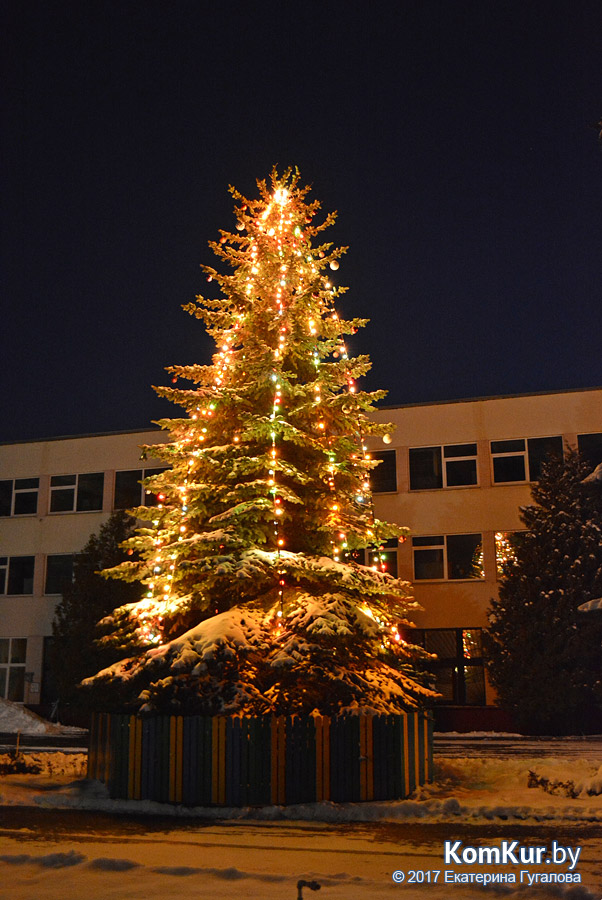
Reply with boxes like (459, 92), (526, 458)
(1, 700), (601, 898)
(1, 746), (601, 823)
(1, 744), (601, 899)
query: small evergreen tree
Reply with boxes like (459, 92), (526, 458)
(485, 451), (602, 734)
(50, 511), (142, 717)
(86, 169), (434, 716)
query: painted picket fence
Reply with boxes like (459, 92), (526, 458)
(88, 711), (433, 806)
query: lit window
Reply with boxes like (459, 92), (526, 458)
(369, 451), (397, 493)
(0, 478), (39, 516)
(494, 531), (519, 577)
(413, 628), (485, 705)
(0, 638), (27, 702)
(45, 555), (75, 594)
(409, 444), (478, 490)
(50, 473), (104, 512)
(412, 534), (484, 580)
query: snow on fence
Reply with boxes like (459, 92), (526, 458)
(88, 711), (433, 806)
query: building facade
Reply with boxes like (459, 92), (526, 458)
(1, 387), (601, 723)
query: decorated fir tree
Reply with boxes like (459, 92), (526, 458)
(485, 451), (602, 734)
(88, 169), (434, 716)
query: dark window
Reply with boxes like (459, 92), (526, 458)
(45, 555), (75, 594)
(414, 628), (485, 705)
(410, 443), (477, 490)
(50, 474), (76, 511)
(0, 478), (39, 516)
(578, 433), (602, 471)
(413, 535), (483, 580)
(76, 473), (104, 511)
(413, 546), (444, 580)
(493, 454), (526, 482)
(447, 533), (483, 579)
(444, 443), (478, 487)
(527, 436), (563, 481)
(409, 447), (442, 490)
(114, 469), (143, 510)
(0, 557), (6, 594)
(370, 450), (397, 493)
(491, 439), (526, 483)
(50, 473), (104, 512)
(0, 482), (13, 516)
(0, 638), (27, 702)
(114, 467), (168, 510)
(7, 556), (35, 594)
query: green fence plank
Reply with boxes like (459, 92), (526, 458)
(90, 710), (433, 806)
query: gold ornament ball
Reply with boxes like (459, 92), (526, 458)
(383, 434), (392, 444)
(330, 260), (339, 270)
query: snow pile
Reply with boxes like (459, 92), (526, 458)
(1, 743), (601, 825)
(0, 699), (85, 736)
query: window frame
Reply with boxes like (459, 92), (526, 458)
(369, 450), (397, 494)
(1, 556), (36, 595)
(490, 435), (563, 484)
(0, 637), (27, 702)
(113, 467), (167, 511)
(44, 554), (76, 595)
(413, 627), (486, 706)
(49, 472), (104, 513)
(577, 432), (602, 472)
(412, 533), (485, 581)
(0, 477), (39, 517)
(409, 443), (478, 491)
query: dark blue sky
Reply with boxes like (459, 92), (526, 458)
(2, 1), (601, 442)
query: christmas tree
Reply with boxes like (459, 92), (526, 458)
(485, 451), (602, 734)
(88, 169), (434, 716)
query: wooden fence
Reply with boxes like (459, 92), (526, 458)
(88, 711), (433, 806)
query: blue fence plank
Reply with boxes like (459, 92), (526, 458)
(94, 711), (432, 806)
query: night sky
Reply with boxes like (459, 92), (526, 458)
(2, 1), (601, 443)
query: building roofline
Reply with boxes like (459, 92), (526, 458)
(2, 385), (601, 445)
(0, 426), (162, 447)
(377, 385), (602, 411)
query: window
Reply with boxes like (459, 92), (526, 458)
(0, 638), (27, 702)
(0, 478), (39, 516)
(369, 451), (397, 493)
(578, 433), (602, 472)
(495, 531), (519, 577)
(527, 436), (563, 481)
(491, 439), (526, 482)
(50, 472), (104, 512)
(491, 436), (562, 483)
(0, 556), (35, 594)
(114, 467), (167, 510)
(368, 539), (398, 577)
(412, 534), (484, 580)
(45, 555), (75, 594)
(409, 443), (478, 490)
(413, 628), (485, 705)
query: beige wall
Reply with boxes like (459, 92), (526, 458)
(368, 387), (602, 635)
(1, 387), (600, 707)
(0, 429), (163, 702)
